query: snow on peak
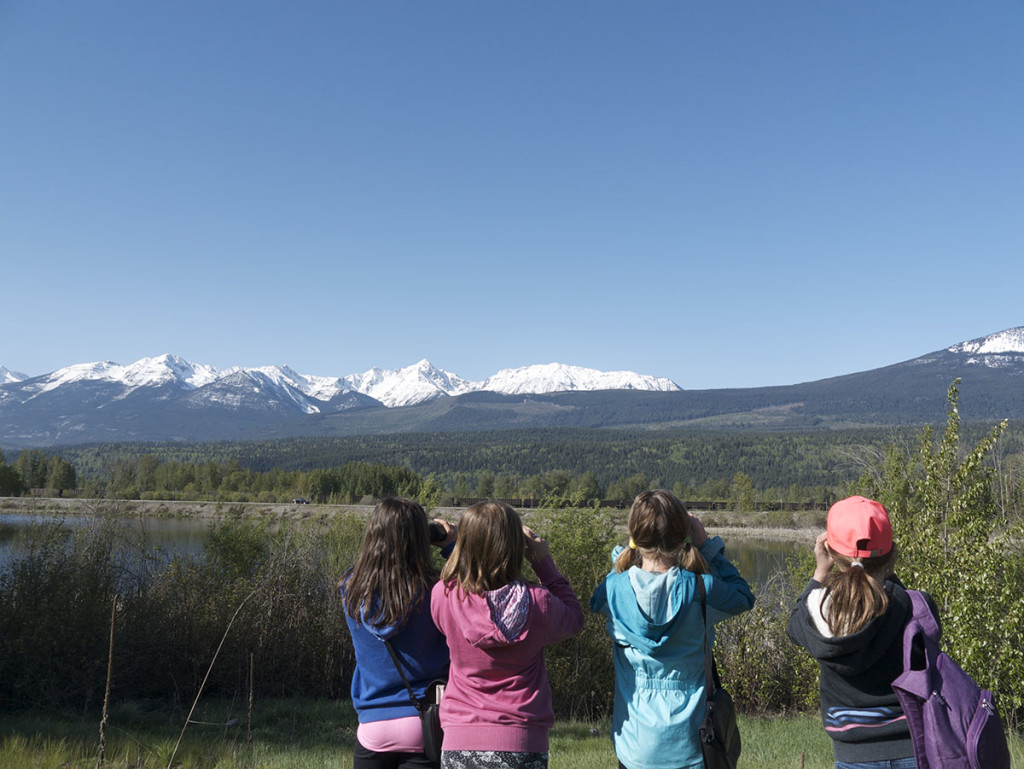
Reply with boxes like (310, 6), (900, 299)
(480, 363), (680, 396)
(14, 353), (681, 409)
(33, 355), (222, 394)
(0, 366), (28, 385)
(344, 359), (473, 408)
(949, 327), (1024, 356)
(246, 365), (353, 402)
(36, 360), (126, 393)
(122, 354), (222, 389)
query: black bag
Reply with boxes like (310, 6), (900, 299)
(696, 577), (741, 769)
(384, 640), (446, 765)
(419, 679), (445, 766)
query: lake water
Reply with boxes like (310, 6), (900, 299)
(0, 512), (806, 584)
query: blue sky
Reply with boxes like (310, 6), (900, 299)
(2, 2), (1022, 389)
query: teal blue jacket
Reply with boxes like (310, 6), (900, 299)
(590, 537), (754, 769)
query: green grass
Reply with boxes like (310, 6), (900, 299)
(1, 701), (1022, 768)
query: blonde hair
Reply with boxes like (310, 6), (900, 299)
(819, 546), (898, 636)
(614, 490), (708, 575)
(440, 501), (526, 596)
(342, 497), (437, 627)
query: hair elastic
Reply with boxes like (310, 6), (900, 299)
(850, 561), (864, 569)
(628, 538), (637, 550)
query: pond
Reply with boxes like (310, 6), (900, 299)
(721, 534), (807, 585)
(0, 511), (808, 584)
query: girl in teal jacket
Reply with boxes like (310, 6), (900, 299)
(590, 490), (754, 769)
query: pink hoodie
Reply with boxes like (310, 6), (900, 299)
(429, 555), (584, 753)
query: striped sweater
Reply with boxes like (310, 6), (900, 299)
(787, 575), (925, 764)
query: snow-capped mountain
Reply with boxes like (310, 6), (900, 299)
(21, 355), (223, 399)
(345, 359), (477, 408)
(0, 366), (27, 386)
(946, 327), (1024, 364)
(0, 355), (679, 410)
(3, 327), (1023, 448)
(481, 363), (678, 395)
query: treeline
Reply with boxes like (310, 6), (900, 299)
(90, 457), (425, 505)
(0, 448), (76, 496)
(52, 427), (907, 489)
(4, 451), (840, 509)
(5, 422), (1023, 510)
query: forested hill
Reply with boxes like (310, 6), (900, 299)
(56, 422), (1024, 498)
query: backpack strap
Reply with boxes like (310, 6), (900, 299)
(898, 589), (941, 700)
(905, 590), (941, 641)
(383, 638), (425, 714)
(696, 575), (722, 698)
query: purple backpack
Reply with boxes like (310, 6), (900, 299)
(891, 590), (1010, 769)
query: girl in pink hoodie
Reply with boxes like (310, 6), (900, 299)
(430, 501), (584, 769)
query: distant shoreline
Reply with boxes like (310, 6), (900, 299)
(0, 495), (820, 543)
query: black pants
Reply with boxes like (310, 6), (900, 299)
(353, 739), (438, 769)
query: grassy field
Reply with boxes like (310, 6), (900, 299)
(2, 698), (1022, 768)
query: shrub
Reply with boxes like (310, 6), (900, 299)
(0, 513), (368, 712)
(859, 381), (1024, 724)
(530, 501), (617, 720)
(714, 558), (819, 714)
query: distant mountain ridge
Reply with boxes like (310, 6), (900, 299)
(2, 327), (1022, 448)
(0, 356), (680, 410)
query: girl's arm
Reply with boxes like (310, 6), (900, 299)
(531, 554), (585, 643)
(523, 527), (584, 643)
(700, 536), (756, 621)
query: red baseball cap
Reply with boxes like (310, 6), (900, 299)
(826, 496), (893, 559)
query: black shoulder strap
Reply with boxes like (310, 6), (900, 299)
(696, 575), (716, 703)
(383, 638), (425, 713)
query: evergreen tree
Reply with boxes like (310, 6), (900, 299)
(46, 457), (76, 491)
(476, 470), (495, 498)
(730, 471), (755, 511)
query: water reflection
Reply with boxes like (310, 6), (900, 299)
(722, 536), (805, 585)
(0, 513), (212, 568)
(0, 513), (808, 584)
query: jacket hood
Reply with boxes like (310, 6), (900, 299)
(436, 580), (533, 649)
(598, 564), (705, 654)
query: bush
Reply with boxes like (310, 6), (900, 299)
(0, 513), (367, 712)
(0, 516), (157, 710)
(860, 381), (1024, 724)
(714, 559), (819, 714)
(530, 501), (618, 720)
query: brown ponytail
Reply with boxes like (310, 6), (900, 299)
(820, 546), (897, 636)
(614, 544), (641, 573)
(614, 490), (708, 575)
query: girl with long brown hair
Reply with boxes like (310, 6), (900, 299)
(340, 497), (456, 769)
(429, 501), (584, 769)
(788, 495), (926, 769)
(590, 490), (754, 769)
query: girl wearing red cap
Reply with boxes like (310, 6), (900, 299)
(788, 496), (933, 769)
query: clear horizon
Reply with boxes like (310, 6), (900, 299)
(3, 3), (1022, 389)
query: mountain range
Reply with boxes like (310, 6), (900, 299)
(2, 327), (1023, 448)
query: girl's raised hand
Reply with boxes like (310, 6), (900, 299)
(813, 532), (834, 582)
(687, 513), (709, 547)
(431, 518), (458, 549)
(522, 525), (550, 564)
